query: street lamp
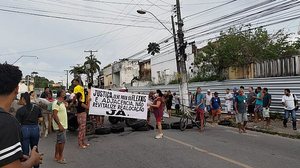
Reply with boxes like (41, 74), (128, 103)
(137, 10), (173, 35)
(12, 55), (38, 65)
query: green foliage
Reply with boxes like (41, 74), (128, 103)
(34, 76), (50, 88)
(194, 25), (300, 80)
(84, 55), (101, 83)
(147, 42), (160, 56)
(69, 66), (85, 77)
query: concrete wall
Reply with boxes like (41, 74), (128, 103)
(120, 60), (139, 87)
(151, 45), (195, 84)
(103, 65), (112, 88)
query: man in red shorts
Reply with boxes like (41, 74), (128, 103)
(194, 87), (205, 131)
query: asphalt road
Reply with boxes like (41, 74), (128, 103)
(38, 119), (300, 168)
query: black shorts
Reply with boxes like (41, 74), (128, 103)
(248, 105), (255, 114)
(166, 102), (172, 110)
(175, 104), (180, 110)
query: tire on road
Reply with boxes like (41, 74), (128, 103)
(95, 127), (111, 135)
(130, 120), (148, 130)
(170, 122), (181, 129)
(186, 123), (193, 129)
(86, 121), (95, 135)
(125, 118), (138, 127)
(108, 116), (120, 124)
(111, 124), (125, 133)
(133, 126), (150, 131)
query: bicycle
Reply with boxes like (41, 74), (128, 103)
(179, 104), (207, 131)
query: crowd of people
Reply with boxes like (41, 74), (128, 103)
(0, 63), (298, 167)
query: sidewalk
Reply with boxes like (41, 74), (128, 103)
(217, 114), (300, 139)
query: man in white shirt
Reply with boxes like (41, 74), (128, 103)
(282, 89), (297, 130)
(205, 89), (212, 115)
(225, 88), (233, 114)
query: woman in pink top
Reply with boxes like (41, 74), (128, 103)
(150, 89), (165, 139)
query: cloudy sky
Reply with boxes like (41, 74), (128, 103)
(0, 0), (299, 85)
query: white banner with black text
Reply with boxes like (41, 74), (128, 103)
(89, 88), (148, 120)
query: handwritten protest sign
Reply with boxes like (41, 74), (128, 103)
(89, 88), (148, 120)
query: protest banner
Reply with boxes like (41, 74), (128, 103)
(89, 88), (148, 120)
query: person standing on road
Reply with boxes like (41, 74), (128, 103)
(0, 63), (42, 168)
(195, 87), (205, 131)
(234, 89), (248, 133)
(166, 90), (173, 118)
(254, 87), (264, 123)
(173, 93), (180, 115)
(205, 89), (212, 117)
(52, 89), (68, 164)
(247, 87), (256, 122)
(16, 92), (43, 168)
(282, 89), (298, 130)
(150, 90), (165, 139)
(73, 79), (85, 103)
(232, 87), (239, 112)
(75, 92), (89, 149)
(224, 88), (233, 115)
(262, 88), (272, 128)
(211, 92), (222, 123)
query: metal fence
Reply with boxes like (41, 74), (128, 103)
(127, 76), (300, 115)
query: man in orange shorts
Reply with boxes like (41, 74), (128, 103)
(210, 92), (222, 123)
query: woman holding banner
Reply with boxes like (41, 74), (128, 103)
(75, 92), (89, 149)
(150, 90), (165, 139)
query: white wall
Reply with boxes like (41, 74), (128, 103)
(120, 60), (140, 86)
(151, 45), (195, 84)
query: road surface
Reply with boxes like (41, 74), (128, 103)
(39, 120), (300, 168)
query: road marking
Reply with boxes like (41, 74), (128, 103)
(164, 135), (254, 168)
(225, 130), (259, 137)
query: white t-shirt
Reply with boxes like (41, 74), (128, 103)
(225, 93), (233, 105)
(282, 94), (297, 110)
(205, 94), (212, 106)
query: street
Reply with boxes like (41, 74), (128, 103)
(39, 120), (300, 168)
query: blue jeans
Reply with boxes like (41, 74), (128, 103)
(21, 125), (40, 168)
(283, 110), (297, 128)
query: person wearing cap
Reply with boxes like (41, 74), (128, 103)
(210, 92), (222, 122)
(205, 89), (212, 117)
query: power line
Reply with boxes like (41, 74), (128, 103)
(183, 0), (237, 19)
(81, 0), (170, 7)
(0, 28), (123, 56)
(0, 8), (163, 29)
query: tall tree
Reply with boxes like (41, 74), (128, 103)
(70, 66), (85, 78)
(84, 55), (101, 83)
(194, 25), (300, 80)
(147, 42), (160, 56)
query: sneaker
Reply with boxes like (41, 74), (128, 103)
(293, 127), (297, 130)
(155, 134), (163, 139)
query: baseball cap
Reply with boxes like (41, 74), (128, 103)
(207, 89), (211, 92)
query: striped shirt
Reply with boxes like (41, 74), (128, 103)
(0, 108), (23, 167)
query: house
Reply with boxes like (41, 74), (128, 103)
(131, 59), (151, 87)
(102, 64), (113, 89)
(112, 59), (139, 87)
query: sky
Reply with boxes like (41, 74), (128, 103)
(0, 0), (299, 85)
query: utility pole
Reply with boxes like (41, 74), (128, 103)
(64, 70), (69, 90)
(176, 0), (189, 108)
(84, 50), (98, 83)
(171, 15), (180, 75)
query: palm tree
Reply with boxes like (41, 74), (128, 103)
(84, 55), (101, 83)
(147, 42), (160, 56)
(70, 66), (85, 78)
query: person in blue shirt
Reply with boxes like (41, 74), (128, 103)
(254, 87), (264, 123)
(195, 87), (205, 131)
(211, 92), (222, 123)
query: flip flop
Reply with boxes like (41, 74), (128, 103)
(57, 159), (67, 164)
